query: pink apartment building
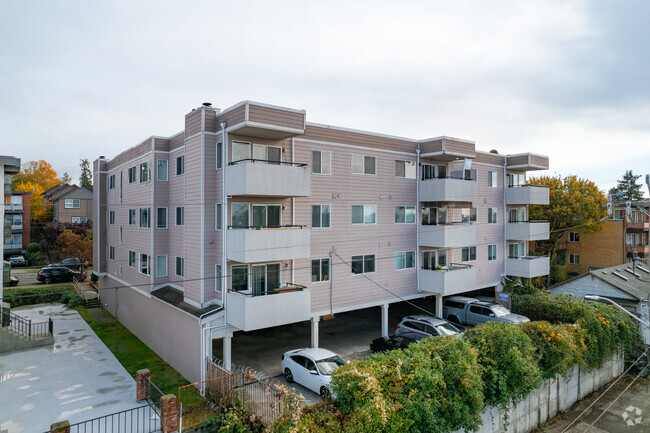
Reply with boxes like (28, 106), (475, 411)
(94, 101), (550, 383)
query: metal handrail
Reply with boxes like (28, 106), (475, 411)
(1, 310), (53, 339)
(421, 263), (473, 271)
(507, 219), (548, 224)
(507, 184), (547, 188)
(227, 224), (304, 230)
(231, 283), (307, 297)
(421, 175), (475, 181)
(229, 158), (308, 167)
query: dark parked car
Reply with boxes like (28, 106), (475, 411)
(37, 267), (79, 284)
(48, 258), (85, 271)
(370, 332), (426, 353)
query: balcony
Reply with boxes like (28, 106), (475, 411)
(506, 256), (550, 278)
(420, 223), (476, 248)
(506, 221), (549, 241)
(419, 265), (476, 295)
(505, 186), (549, 205)
(226, 160), (311, 197)
(627, 245), (649, 256)
(5, 203), (23, 212)
(627, 221), (650, 231)
(419, 177), (475, 203)
(226, 285), (311, 331)
(11, 223), (23, 233)
(226, 226), (310, 263)
(3, 241), (23, 253)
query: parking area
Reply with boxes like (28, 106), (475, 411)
(0, 304), (147, 433)
(212, 297), (439, 402)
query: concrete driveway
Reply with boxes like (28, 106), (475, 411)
(0, 304), (148, 433)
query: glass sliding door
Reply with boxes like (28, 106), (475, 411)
(251, 263), (281, 296)
(267, 146), (282, 165)
(232, 141), (251, 163)
(267, 205), (281, 227)
(252, 205), (267, 228)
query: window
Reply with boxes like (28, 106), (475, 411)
(311, 258), (330, 282)
(128, 166), (137, 183)
(509, 242), (525, 258)
(139, 208), (150, 228)
(140, 161), (151, 182)
(312, 150), (331, 175)
(71, 216), (87, 224)
(312, 205), (331, 228)
(215, 264), (222, 291)
(569, 232), (580, 243)
(422, 164), (447, 180)
(175, 206), (184, 226)
(463, 168), (477, 181)
(395, 251), (415, 270)
(613, 209), (623, 220)
(251, 263), (280, 296)
(395, 160), (416, 179)
(175, 257), (184, 277)
(232, 141), (251, 162)
(461, 208), (477, 223)
(156, 255), (167, 277)
(157, 160), (168, 181)
(422, 207), (447, 225)
(139, 254), (150, 275)
(231, 203), (249, 228)
(488, 208), (498, 224)
(216, 142), (222, 169)
(509, 208), (526, 223)
(422, 250), (447, 269)
(120, 171), (123, 204)
(176, 155), (185, 175)
(108, 246), (115, 260)
(215, 203), (222, 230)
(108, 210), (115, 225)
(508, 173), (525, 187)
(488, 244), (497, 261)
(65, 199), (80, 209)
(128, 209), (136, 225)
(462, 246), (477, 262)
(395, 206), (416, 224)
(232, 265), (248, 291)
(351, 154), (376, 175)
(487, 171), (497, 187)
(157, 207), (168, 229)
(351, 205), (377, 224)
(252, 204), (281, 228)
(252, 144), (281, 164)
(569, 254), (580, 265)
(108, 174), (115, 189)
(119, 226), (122, 243)
(351, 254), (376, 274)
(128, 251), (136, 267)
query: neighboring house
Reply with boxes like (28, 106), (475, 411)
(43, 183), (93, 223)
(93, 101), (550, 382)
(548, 263), (650, 343)
(559, 200), (650, 274)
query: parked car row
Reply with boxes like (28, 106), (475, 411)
(281, 348), (347, 399)
(442, 296), (530, 326)
(37, 266), (80, 284)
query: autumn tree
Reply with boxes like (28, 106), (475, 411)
(528, 175), (607, 284)
(56, 229), (93, 263)
(79, 158), (92, 188)
(608, 170), (644, 201)
(12, 160), (59, 221)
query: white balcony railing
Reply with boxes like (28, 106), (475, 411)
(506, 256), (550, 278)
(419, 223), (476, 248)
(506, 221), (549, 241)
(419, 265), (476, 295)
(226, 286), (311, 331)
(419, 177), (475, 203)
(226, 226), (310, 263)
(505, 186), (549, 205)
(225, 160), (311, 197)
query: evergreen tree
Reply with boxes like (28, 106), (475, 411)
(79, 158), (93, 188)
(608, 170), (643, 201)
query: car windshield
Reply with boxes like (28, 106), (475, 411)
(491, 305), (510, 317)
(316, 356), (346, 375)
(435, 323), (461, 336)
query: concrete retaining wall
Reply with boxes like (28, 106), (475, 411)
(0, 327), (53, 353)
(453, 353), (624, 433)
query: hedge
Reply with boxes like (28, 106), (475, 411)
(3, 285), (83, 308)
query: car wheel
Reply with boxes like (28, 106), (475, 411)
(284, 368), (294, 383)
(449, 315), (460, 324)
(320, 386), (331, 399)
(45, 278), (52, 284)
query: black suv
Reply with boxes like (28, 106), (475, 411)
(37, 267), (79, 284)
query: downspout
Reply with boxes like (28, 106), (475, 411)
(416, 147), (421, 292)
(291, 138), (295, 285)
(151, 139), (155, 290)
(200, 110), (206, 305)
(221, 122), (228, 317)
(503, 159), (508, 281)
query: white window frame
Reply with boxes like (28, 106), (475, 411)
(108, 210), (115, 225)
(509, 242), (525, 258)
(156, 255), (168, 277)
(175, 256), (184, 277)
(311, 204), (331, 229)
(312, 150), (331, 175)
(216, 142), (223, 170)
(488, 244), (497, 261)
(140, 161), (151, 183)
(394, 205), (416, 224)
(139, 254), (150, 275)
(215, 264), (222, 291)
(128, 209), (136, 225)
(71, 216), (87, 224)
(569, 254), (580, 265)
(395, 160), (416, 179)
(488, 208), (498, 224)
(394, 251), (415, 270)
(351, 254), (376, 275)
(462, 246), (477, 262)
(176, 206), (184, 226)
(139, 208), (150, 228)
(108, 246), (115, 260)
(108, 174), (115, 189)
(157, 159), (168, 181)
(311, 258), (330, 283)
(569, 232), (579, 243)
(157, 207), (168, 229)
(119, 226), (123, 243)
(351, 153), (376, 175)
(488, 171), (497, 187)
(65, 199), (80, 209)
(215, 203), (222, 230)
(176, 155), (185, 175)
(128, 251), (136, 267)
(128, 166), (136, 183)
(351, 205), (377, 224)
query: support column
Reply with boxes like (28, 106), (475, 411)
(50, 421), (70, 433)
(136, 369), (151, 402)
(435, 294), (443, 318)
(223, 336), (232, 371)
(160, 394), (178, 433)
(381, 304), (389, 337)
(311, 316), (320, 348)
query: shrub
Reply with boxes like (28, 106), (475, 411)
(272, 401), (342, 433)
(91, 273), (98, 283)
(199, 407), (261, 433)
(3, 286), (77, 308)
(464, 322), (541, 406)
(521, 321), (587, 378)
(59, 291), (84, 308)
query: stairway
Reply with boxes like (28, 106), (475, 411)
(85, 298), (100, 309)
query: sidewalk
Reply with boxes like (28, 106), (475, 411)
(542, 374), (650, 432)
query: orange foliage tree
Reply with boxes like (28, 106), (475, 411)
(12, 160), (60, 221)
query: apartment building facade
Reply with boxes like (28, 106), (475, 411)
(94, 101), (550, 382)
(560, 200), (650, 274)
(3, 175), (31, 260)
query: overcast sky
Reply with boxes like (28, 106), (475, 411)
(1, 0), (648, 195)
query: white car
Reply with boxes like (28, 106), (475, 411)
(281, 348), (346, 399)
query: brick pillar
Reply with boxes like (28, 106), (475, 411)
(136, 369), (151, 402)
(50, 420), (70, 433)
(160, 394), (178, 433)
